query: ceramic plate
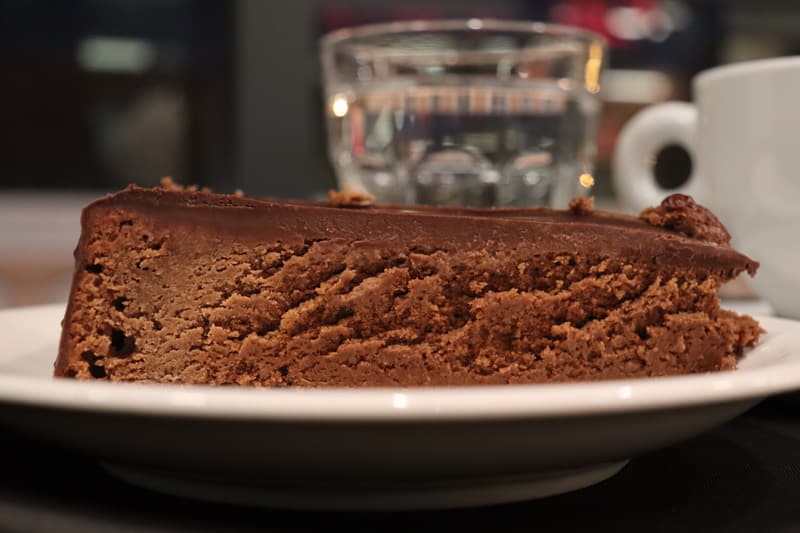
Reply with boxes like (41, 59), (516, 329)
(0, 303), (798, 510)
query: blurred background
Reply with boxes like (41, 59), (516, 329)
(1, 0), (798, 308)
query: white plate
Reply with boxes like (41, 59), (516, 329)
(1, 304), (799, 510)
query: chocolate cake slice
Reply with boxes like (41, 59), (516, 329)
(54, 185), (761, 386)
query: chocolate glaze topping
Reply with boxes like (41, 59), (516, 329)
(82, 186), (758, 277)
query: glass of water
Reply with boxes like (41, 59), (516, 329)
(321, 19), (605, 208)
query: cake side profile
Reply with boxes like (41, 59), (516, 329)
(54, 186), (762, 386)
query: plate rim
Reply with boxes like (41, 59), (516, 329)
(1, 303), (799, 422)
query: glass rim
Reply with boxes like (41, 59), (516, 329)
(320, 18), (607, 51)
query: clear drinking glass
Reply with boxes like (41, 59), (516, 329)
(321, 19), (606, 208)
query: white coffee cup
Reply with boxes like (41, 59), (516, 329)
(613, 56), (800, 318)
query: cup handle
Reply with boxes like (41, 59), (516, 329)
(612, 102), (706, 213)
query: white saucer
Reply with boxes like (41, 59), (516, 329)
(0, 304), (799, 510)
(104, 460), (630, 511)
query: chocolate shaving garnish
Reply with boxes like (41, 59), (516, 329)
(640, 193), (731, 245)
(159, 177), (240, 197)
(569, 196), (594, 216)
(328, 190), (375, 208)
(159, 176), (182, 191)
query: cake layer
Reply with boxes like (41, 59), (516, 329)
(54, 186), (762, 386)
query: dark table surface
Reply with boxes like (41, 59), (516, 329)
(2, 395), (799, 533)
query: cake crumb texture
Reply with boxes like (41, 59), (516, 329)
(58, 206), (762, 386)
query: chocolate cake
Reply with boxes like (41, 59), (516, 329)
(54, 184), (762, 386)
